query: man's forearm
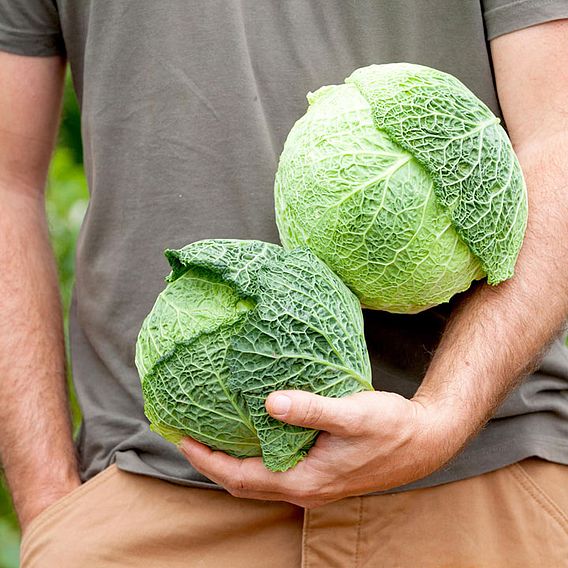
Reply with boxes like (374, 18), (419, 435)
(415, 133), (568, 445)
(0, 183), (80, 531)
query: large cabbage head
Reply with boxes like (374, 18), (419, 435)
(135, 239), (372, 471)
(275, 63), (528, 313)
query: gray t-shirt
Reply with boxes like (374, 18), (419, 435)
(1, 0), (568, 492)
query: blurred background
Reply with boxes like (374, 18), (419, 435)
(0, 71), (87, 568)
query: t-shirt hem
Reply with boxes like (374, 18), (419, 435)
(112, 436), (568, 495)
(114, 452), (223, 491)
(484, 0), (568, 40)
(378, 436), (568, 494)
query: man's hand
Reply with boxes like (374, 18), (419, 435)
(180, 389), (469, 508)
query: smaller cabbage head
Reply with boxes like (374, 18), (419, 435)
(275, 63), (528, 313)
(135, 239), (372, 471)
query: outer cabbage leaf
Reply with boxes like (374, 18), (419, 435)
(135, 266), (259, 455)
(136, 239), (372, 471)
(347, 63), (527, 284)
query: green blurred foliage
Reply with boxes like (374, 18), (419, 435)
(0, 70), (87, 568)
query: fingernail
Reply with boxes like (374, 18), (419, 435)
(269, 394), (291, 417)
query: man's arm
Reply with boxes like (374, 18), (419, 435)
(179, 19), (568, 507)
(414, 18), (568, 432)
(0, 52), (80, 531)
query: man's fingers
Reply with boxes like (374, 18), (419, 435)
(178, 437), (237, 486)
(265, 390), (369, 436)
(179, 438), (326, 507)
(179, 437), (299, 498)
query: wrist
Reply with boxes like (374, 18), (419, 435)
(13, 467), (81, 532)
(411, 391), (481, 460)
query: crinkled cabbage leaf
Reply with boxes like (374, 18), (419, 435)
(275, 63), (527, 313)
(135, 239), (372, 471)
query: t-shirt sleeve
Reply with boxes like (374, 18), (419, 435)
(0, 0), (64, 56)
(482, 0), (568, 40)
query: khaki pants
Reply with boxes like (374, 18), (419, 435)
(20, 459), (568, 567)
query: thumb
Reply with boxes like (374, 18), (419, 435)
(265, 390), (362, 435)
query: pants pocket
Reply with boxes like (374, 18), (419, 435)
(21, 465), (302, 568)
(20, 464), (119, 566)
(510, 458), (568, 535)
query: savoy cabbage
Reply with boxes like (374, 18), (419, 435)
(275, 63), (527, 313)
(135, 239), (372, 471)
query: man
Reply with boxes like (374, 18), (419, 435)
(1, 1), (567, 566)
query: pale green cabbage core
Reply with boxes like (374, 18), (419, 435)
(274, 64), (527, 313)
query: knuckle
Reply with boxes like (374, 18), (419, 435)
(225, 467), (248, 497)
(226, 485), (243, 498)
(226, 480), (247, 498)
(302, 397), (324, 427)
